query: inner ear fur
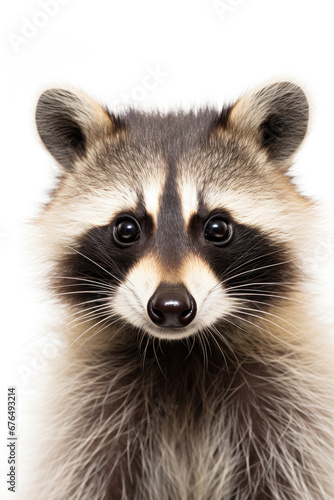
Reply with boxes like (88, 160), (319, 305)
(226, 82), (309, 166)
(35, 88), (118, 171)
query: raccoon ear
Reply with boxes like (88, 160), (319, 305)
(227, 82), (309, 166)
(35, 88), (116, 171)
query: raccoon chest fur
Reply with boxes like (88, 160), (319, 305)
(38, 337), (333, 500)
(26, 81), (334, 500)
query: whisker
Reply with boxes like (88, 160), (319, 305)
(53, 276), (117, 289)
(226, 312), (294, 347)
(65, 301), (112, 316)
(48, 284), (115, 293)
(221, 315), (251, 337)
(60, 312), (111, 333)
(229, 291), (306, 304)
(56, 290), (113, 296)
(202, 329), (212, 356)
(63, 297), (112, 309)
(232, 307), (299, 338)
(227, 296), (289, 311)
(67, 313), (119, 350)
(223, 260), (294, 284)
(140, 333), (150, 369)
(232, 303), (302, 334)
(206, 326), (229, 372)
(208, 257), (295, 296)
(65, 310), (116, 332)
(226, 282), (296, 291)
(183, 335), (196, 361)
(197, 332), (209, 371)
(210, 324), (238, 362)
(152, 338), (167, 379)
(221, 245), (288, 282)
(106, 321), (127, 344)
(65, 305), (113, 327)
(57, 244), (127, 286)
(220, 236), (265, 279)
(41, 225), (134, 293)
(81, 317), (121, 348)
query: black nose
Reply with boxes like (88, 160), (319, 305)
(147, 284), (197, 328)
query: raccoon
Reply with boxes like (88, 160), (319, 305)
(25, 82), (334, 500)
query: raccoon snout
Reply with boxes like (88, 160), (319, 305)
(147, 284), (197, 329)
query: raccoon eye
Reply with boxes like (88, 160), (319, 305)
(204, 216), (233, 245)
(113, 217), (140, 246)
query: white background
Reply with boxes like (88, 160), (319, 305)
(1, 0), (334, 495)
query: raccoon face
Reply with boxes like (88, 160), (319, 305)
(35, 82), (311, 341)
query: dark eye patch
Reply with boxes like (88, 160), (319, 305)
(52, 213), (154, 311)
(188, 210), (298, 309)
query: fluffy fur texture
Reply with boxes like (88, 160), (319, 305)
(22, 82), (334, 499)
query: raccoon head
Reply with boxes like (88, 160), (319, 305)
(35, 82), (311, 343)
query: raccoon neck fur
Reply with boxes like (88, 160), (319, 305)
(26, 297), (334, 500)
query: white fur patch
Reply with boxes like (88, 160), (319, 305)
(202, 181), (312, 252)
(142, 172), (167, 227)
(177, 177), (198, 227)
(38, 185), (139, 243)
